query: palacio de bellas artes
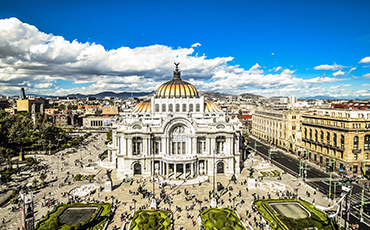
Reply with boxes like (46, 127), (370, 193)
(107, 63), (245, 180)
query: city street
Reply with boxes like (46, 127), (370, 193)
(248, 136), (370, 230)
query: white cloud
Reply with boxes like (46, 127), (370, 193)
(359, 56), (370, 64)
(34, 83), (52, 88)
(363, 65), (369, 68)
(363, 73), (370, 78)
(0, 17), (360, 98)
(347, 67), (356, 75)
(191, 43), (201, 48)
(361, 84), (370, 87)
(332, 70), (345, 77)
(314, 63), (346, 70)
(271, 53), (274, 55)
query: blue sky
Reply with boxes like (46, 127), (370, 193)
(0, 0), (369, 98)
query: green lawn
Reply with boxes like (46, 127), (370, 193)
(35, 203), (112, 230)
(253, 199), (339, 230)
(200, 207), (245, 230)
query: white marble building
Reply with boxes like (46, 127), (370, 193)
(108, 64), (244, 179)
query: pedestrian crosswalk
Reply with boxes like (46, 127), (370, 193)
(305, 177), (342, 182)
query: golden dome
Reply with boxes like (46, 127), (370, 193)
(133, 100), (151, 113)
(155, 63), (199, 98)
(205, 100), (222, 112)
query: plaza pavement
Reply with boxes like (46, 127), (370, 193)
(0, 134), (335, 230)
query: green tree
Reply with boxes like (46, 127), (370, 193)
(238, 109), (243, 116)
(39, 173), (47, 183)
(106, 130), (112, 144)
(243, 132), (249, 142)
(32, 178), (39, 188)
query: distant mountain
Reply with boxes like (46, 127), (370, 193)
(199, 91), (232, 99)
(66, 91), (154, 99)
(300, 95), (370, 100)
(239, 93), (266, 100)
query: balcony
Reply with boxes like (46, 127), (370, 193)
(352, 149), (361, 154)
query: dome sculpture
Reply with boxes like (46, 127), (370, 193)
(155, 63), (199, 98)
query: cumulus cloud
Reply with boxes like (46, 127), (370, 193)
(191, 43), (201, 48)
(314, 63), (346, 70)
(359, 56), (370, 64)
(332, 70), (345, 77)
(363, 73), (370, 78)
(0, 17), (357, 98)
(361, 84), (370, 87)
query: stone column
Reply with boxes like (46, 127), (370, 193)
(166, 163), (169, 178)
(192, 137), (196, 155)
(174, 164), (177, 179)
(210, 137), (216, 155)
(191, 163), (194, 178)
(127, 137), (133, 157)
(206, 137), (210, 155)
(122, 136), (127, 156)
(183, 163), (186, 179)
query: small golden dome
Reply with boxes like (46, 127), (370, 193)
(133, 100), (151, 113)
(205, 100), (222, 112)
(155, 63), (199, 98)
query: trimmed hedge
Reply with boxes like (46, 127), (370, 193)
(200, 208), (245, 230)
(253, 198), (339, 230)
(35, 203), (112, 230)
(129, 209), (171, 230)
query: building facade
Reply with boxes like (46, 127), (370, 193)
(252, 107), (301, 151)
(108, 64), (244, 179)
(300, 109), (370, 177)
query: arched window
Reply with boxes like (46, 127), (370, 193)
(341, 135), (345, 149)
(155, 104), (159, 112)
(133, 137), (143, 155)
(365, 135), (370, 150)
(182, 104), (187, 112)
(309, 129), (312, 140)
(189, 104), (194, 112)
(176, 104), (180, 112)
(304, 128), (307, 139)
(196, 104), (200, 112)
(327, 132), (330, 145)
(333, 133), (337, 147)
(321, 131), (324, 143)
(353, 136), (359, 150)
(168, 104), (173, 112)
(315, 130), (318, 142)
(162, 104), (166, 112)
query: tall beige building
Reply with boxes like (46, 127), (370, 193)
(252, 107), (301, 151)
(300, 109), (370, 177)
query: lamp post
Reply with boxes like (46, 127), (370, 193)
(210, 149), (217, 208)
(150, 132), (156, 209)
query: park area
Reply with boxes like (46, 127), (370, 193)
(129, 209), (171, 230)
(35, 203), (112, 230)
(253, 198), (340, 230)
(200, 207), (246, 230)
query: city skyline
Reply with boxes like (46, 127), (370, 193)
(0, 0), (370, 99)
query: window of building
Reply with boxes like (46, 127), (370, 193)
(168, 104), (173, 112)
(292, 116), (296, 119)
(315, 130), (318, 142)
(353, 136), (359, 150)
(196, 104), (200, 112)
(292, 126), (296, 130)
(189, 104), (194, 112)
(333, 133), (337, 147)
(304, 128), (307, 139)
(353, 165), (358, 173)
(133, 137), (143, 155)
(155, 104), (159, 112)
(176, 104), (180, 112)
(216, 136), (226, 154)
(154, 140), (161, 154)
(341, 135), (345, 149)
(366, 153), (369, 160)
(309, 129), (312, 140)
(321, 131), (324, 143)
(354, 153), (358, 160)
(162, 104), (166, 112)
(182, 104), (187, 112)
(365, 135), (370, 150)
(197, 137), (206, 154)
(327, 132), (330, 145)
(341, 151), (343, 159)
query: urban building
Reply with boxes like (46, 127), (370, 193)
(108, 64), (244, 179)
(300, 108), (370, 177)
(252, 107), (301, 151)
